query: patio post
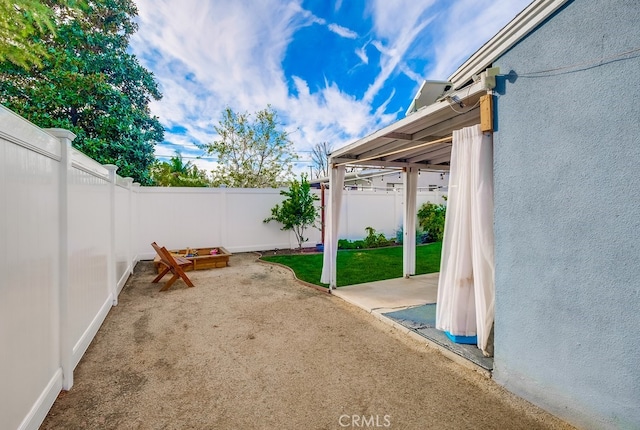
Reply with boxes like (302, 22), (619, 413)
(403, 167), (418, 277)
(320, 164), (345, 289)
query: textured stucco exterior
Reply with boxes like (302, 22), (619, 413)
(492, 1), (640, 428)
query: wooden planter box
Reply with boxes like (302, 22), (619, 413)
(154, 247), (231, 273)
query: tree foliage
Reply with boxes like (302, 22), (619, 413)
(264, 175), (319, 250)
(310, 141), (332, 179)
(150, 153), (211, 187)
(0, 0), (163, 184)
(202, 106), (298, 188)
(0, 0), (85, 68)
(417, 201), (447, 242)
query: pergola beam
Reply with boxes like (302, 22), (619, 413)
(407, 146), (453, 163)
(331, 158), (449, 170)
(384, 141), (450, 162)
(333, 135), (452, 167)
(383, 132), (413, 141)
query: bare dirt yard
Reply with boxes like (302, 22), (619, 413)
(42, 253), (573, 430)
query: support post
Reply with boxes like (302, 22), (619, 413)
(403, 167), (418, 277)
(320, 165), (345, 290)
(320, 183), (325, 244)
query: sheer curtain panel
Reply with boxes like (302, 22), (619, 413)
(436, 124), (495, 356)
(321, 165), (345, 288)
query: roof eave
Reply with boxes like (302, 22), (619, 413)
(330, 80), (485, 162)
(448, 0), (570, 88)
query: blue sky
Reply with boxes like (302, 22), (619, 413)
(129, 0), (531, 174)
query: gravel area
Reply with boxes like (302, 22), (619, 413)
(42, 253), (573, 430)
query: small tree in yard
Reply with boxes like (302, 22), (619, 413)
(264, 175), (319, 250)
(417, 201), (447, 242)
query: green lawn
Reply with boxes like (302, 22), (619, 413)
(261, 242), (442, 288)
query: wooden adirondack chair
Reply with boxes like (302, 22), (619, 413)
(151, 242), (195, 291)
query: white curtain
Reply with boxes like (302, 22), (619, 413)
(436, 125), (495, 356)
(320, 165), (345, 288)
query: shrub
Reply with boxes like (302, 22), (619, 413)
(364, 227), (391, 248)
(395, 226), (428, 245)
(338, 239), (352, 249)
(338, 239), (365, 250)
(417, 202), (446, 242)
(338, 227), (391, 250)
(264, 175), (319, 250)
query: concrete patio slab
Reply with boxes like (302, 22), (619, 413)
(331, 272), (439, 313)
(331, 273), (495, 375)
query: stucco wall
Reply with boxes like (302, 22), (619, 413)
(492, 1), (640, 429)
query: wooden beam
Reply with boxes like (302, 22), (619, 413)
(480, 94), (493, 132)
(427, 154), (453, 165)
(383, 132), (413, 141)
(412, 108), (480, 141)
(407, 146), (452, 163)
(334, 135), (453, 167)
(331, 158), (449, 170)
(385, 141), (451, 162)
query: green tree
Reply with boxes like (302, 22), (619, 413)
(264, 175), (319, 250)
(202, 106), (298, 188)
(0, 0), (163, 184)
(150, 152), (211, 187)
(417, 201), (447, 242)
(0, 0), (85, 69)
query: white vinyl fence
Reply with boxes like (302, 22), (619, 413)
(133, 187), (445, 259)
(0, 107), (138, 430)
(0, 105), (445, 430)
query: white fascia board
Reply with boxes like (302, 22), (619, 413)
(448, 0), (569, 88)
(330, 80), (485, 162)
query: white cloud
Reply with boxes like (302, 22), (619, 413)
(130, 0), (396, 176)
(362, 1), (437, 103)
(426, 0), (532, 80)
(355, 45), (369, 64)
(399, 63), (423, 85)
(370, 0), (437, 40)
(130, 0), (531, 176)
(328, 23), (358, 39)
(364, 17), (433, 103)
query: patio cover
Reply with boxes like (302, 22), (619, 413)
(320, 0), (570, 356)
(321, 80), (486, 289)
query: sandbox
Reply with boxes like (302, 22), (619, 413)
(154, 247), (231, 273)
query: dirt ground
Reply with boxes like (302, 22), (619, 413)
(42, 253), (573, 430)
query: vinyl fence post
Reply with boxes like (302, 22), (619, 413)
(123, 177), (134, 276)
(104, 165), (118, 306)
(46, 128), (76, 391)
(132, 183), (140, 264)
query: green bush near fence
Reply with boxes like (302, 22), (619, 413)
(338, 227), (393, 250)
(417, 201), (447, 242)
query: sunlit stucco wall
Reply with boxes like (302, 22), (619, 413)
(492, 1), (640, 428)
